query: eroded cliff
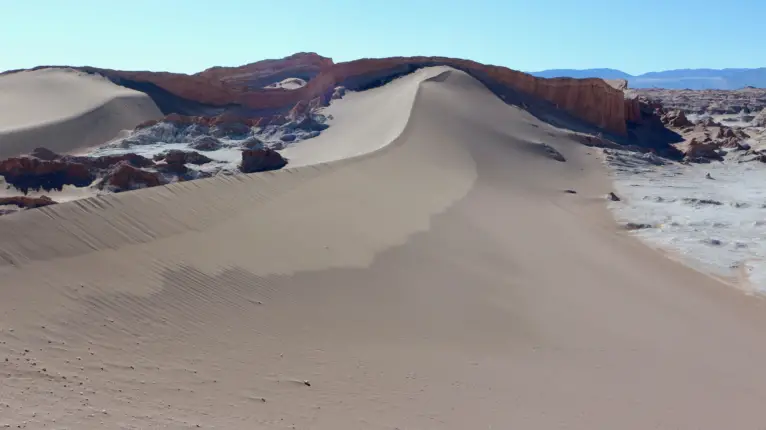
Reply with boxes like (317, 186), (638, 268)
(4, 53), (632, 135)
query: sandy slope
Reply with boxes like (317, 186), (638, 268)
(3, 67), (766, 429)
(264, 77), (307, 90)
(280, 68), (427, 167)
(0, 68), (162, 158)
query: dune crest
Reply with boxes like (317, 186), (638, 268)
(0, 68), (162, 158)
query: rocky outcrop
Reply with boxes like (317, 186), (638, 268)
(0, 157), (94, 194)
(0, 149), (170, 194)
(240, 149), (287, 173)
(661, 110), (693, 128)
(158, 150), (212, 166)
(624, 97), (642, 124)
(681, 138), (723, 161)
(631, 87), (766, 115)
(154, 150), (213, 175)
(98, 162), (165, 192)
(754, 108), (766, 127)
(699, 117), (721, 127)
(625, 94), (759, 162)
(0, 195), (57, 209)
(69, 153), (155, 170)
(196, 52), (333, 90)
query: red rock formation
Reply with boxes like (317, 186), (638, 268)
(661, 110), (693, 127)
(624, 97), (642, 124)
(0, 157), (93, 194)
(0, 195), (57, 209)
(68, 153), (155, 169)
(155, 150), (213, 175)
(682, 138), (722, 160)
(52, 53), (632, 135)
(99, 162), (164, 191)
(197, 52), (334, 90)
(159, 150), (212, 166)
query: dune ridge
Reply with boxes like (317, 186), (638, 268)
(3, 67), (766, 429)
(0, 68), (162, 158)
(0, 67), (457, 266)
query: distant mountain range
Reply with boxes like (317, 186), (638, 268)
(529, 68), (766, 90)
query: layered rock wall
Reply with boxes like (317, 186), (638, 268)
(7, 53), (632, 135)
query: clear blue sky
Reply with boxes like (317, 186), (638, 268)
(2, 0), (763, 75)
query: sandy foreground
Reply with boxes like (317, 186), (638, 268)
(2, 67), (766, 429)
(0, 68), (162, 159)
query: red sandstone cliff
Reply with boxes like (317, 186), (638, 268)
(7, 53), (632, 135)
(196, 52), (333, 90)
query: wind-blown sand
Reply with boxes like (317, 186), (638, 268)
(3, 67), (766, 429)
(0, 68), (162, 158)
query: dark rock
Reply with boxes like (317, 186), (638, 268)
(700, 117), (721, 127)
(624, 222), (653, 230)
(280, 134), (297, 142)
(155, 150), (213, 175)
(721, 137), (744, 149)
(606, 192), (621, 201)
(541, 144), (566, 162)
(564, 189), (577, 194)
(162, 150), (212, 166)
(30, 147), (60, 161)
(661, 110), (692, 127)
(210, 122), (251, 139)
(69, 153), (155, 170)
(0, 195), (57, 209)
(98, 162), (165, 192)
(189, 136), (222, 151)
(0, 157), (94, 194)
(240, 149), (287, 173)
(685, 156), (712, 164)
(682, 198), (722, 206)
(683, 137), (722, 161)
(735, 129), (751, 139)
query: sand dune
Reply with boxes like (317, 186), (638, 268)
(0, 68), (162, 158)
(3, 67), (766, 429)
(264, 77), (307, 90)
